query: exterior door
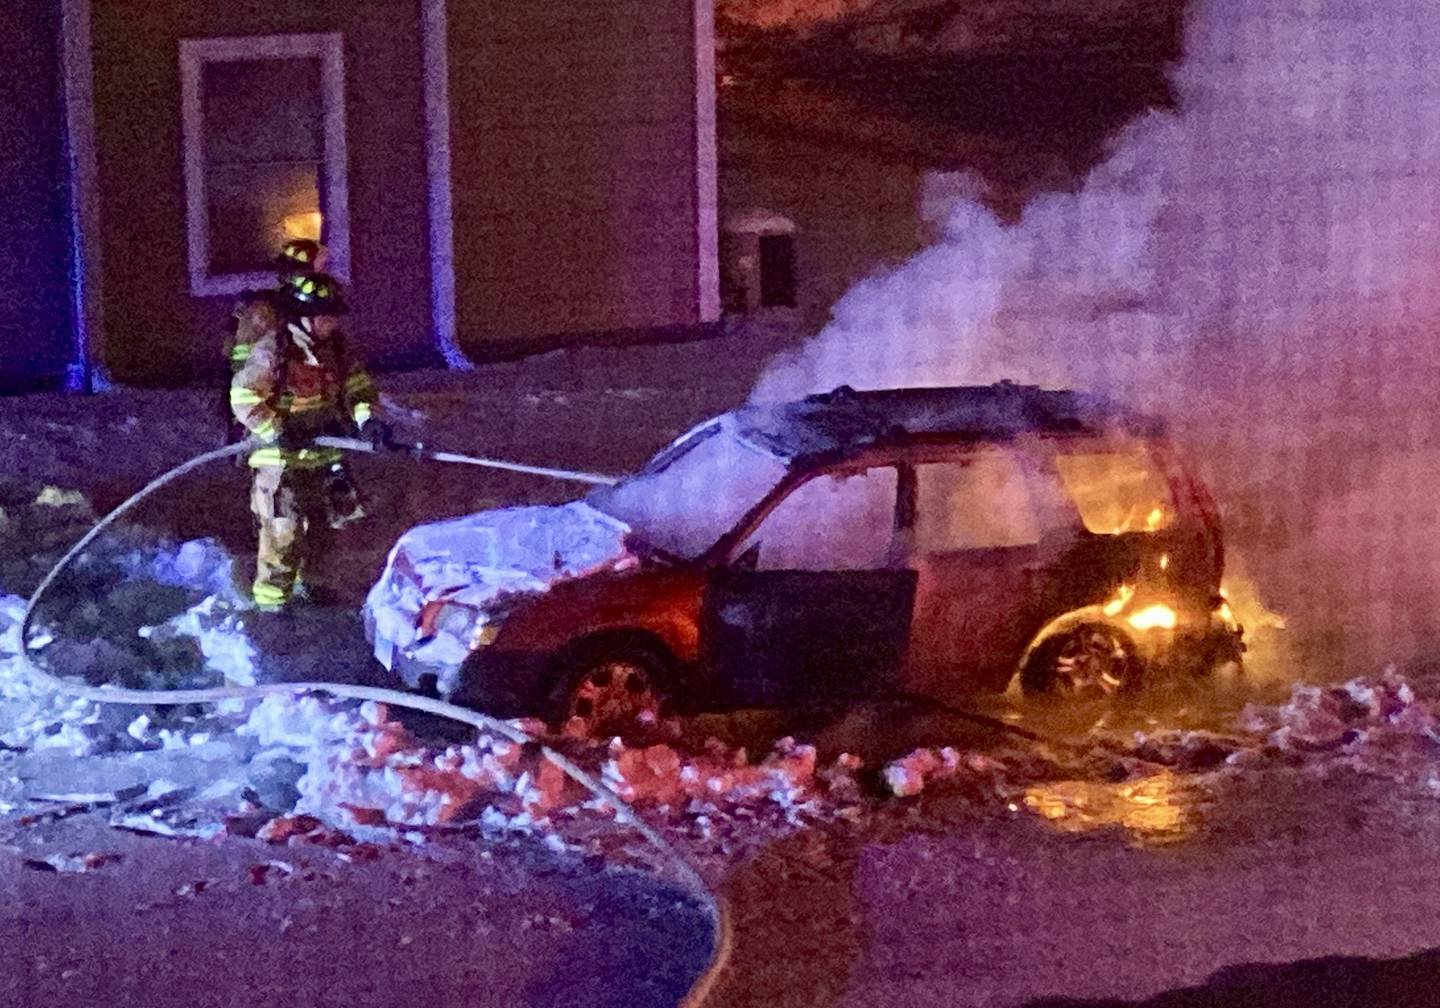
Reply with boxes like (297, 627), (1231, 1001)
(902, 448), (1050, 697)
(699, 464), (916, 709)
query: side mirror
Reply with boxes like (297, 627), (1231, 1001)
(732, 543), (760, 571)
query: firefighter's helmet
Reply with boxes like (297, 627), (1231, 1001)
(275, 239), (323, 278)
(280, 272), (348, 317)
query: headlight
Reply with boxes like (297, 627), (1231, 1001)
(433, 602), (476, 640)
(472, 621), (501, 648)
(418, 600), (502, 650)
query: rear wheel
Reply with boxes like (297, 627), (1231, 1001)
(1021, 623), (1142, 700)
(553, 639), (672, 738)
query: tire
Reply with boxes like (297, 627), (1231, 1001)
(550, 637), (674, 738)
(1021, 622), (1143, 700)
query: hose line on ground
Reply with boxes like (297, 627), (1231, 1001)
(16, 438), (729, 1008)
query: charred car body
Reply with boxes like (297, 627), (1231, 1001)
(365, 384), (1242, 730)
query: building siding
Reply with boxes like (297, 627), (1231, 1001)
(448, 0), (704, 351)
(89, 0), (433, 385)
(0, 0), (74, 392)
(719, 113), (930, 328)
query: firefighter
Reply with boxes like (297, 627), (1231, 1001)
(229, 271), (386, 611)
(220, 239), (327, 450)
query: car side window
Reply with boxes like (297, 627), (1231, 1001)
(1052, 448), (1175, 534)
(741, 466), (900, 571)
(914, 450), (1040, 552)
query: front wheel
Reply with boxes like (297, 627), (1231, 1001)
(552, 640), (672, 738)
(1021, 623), (1143, 700)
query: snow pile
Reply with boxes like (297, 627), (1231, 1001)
(141, 595), (260, 688)
(1100, 730), (1246, 774)
(241, 694), (576, 831)
(243, 696), (868, 838)
(365, 501), (634, 685)
(0, 506), (254, 756)
(242, 694), (358, 751)
(0, 594), (108, 755)
(1220, 673), (1440, 793)
(33, 487), (87, 508)
(886, 747), (989, 797)
(1240, 675), (1438, 754)
(880, 745), (1061, 799)
(282, 703), (571, 830)
(602, 736), (830, 817)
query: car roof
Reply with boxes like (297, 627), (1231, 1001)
(728, 382), (1166, 461)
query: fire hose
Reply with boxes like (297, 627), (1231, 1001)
(17, 438), (731, 1008)
(314, 435), (620, 486)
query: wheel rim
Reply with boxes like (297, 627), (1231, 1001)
(1052, 628), (1134, 699)
(568, 660), (660, 734)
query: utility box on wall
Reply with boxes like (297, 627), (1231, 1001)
(721, 210), (797, 316)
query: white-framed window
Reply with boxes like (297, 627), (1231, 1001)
(179, 33), (350, 298)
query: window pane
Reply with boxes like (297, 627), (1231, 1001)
(205, 162), (321, 274)
(915, 452), (1040, 551)
(1053, 450), (1175, 534)
(746, 467), (898, 570)
(202, 58), (323, 166)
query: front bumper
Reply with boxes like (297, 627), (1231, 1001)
(363, 607), (456, 693)
(363, 607), (549, 715)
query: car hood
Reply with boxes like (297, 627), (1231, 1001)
(378, 499), (635, 606)
(365, 501), (636, 667)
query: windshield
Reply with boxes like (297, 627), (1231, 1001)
(587, 422), (789, 560)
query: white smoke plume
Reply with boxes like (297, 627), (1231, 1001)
(755, 0), (1440, 672)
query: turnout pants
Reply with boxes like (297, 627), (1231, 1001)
(250, 462), (366, 609)
(250, 465), (326, 609)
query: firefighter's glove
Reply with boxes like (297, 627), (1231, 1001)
(360, 419), (397, 452)
(275, 427), (312, 452)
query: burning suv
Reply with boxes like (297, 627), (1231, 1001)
(364, 384), (1242, 730)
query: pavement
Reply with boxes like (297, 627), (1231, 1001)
(0, 812), (712, 1008)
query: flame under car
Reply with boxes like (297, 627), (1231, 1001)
(363, 384), (1242, 732)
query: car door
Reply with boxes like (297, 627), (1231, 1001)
(901, 446), (1052, 698)
(699, 464), (917, 710)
